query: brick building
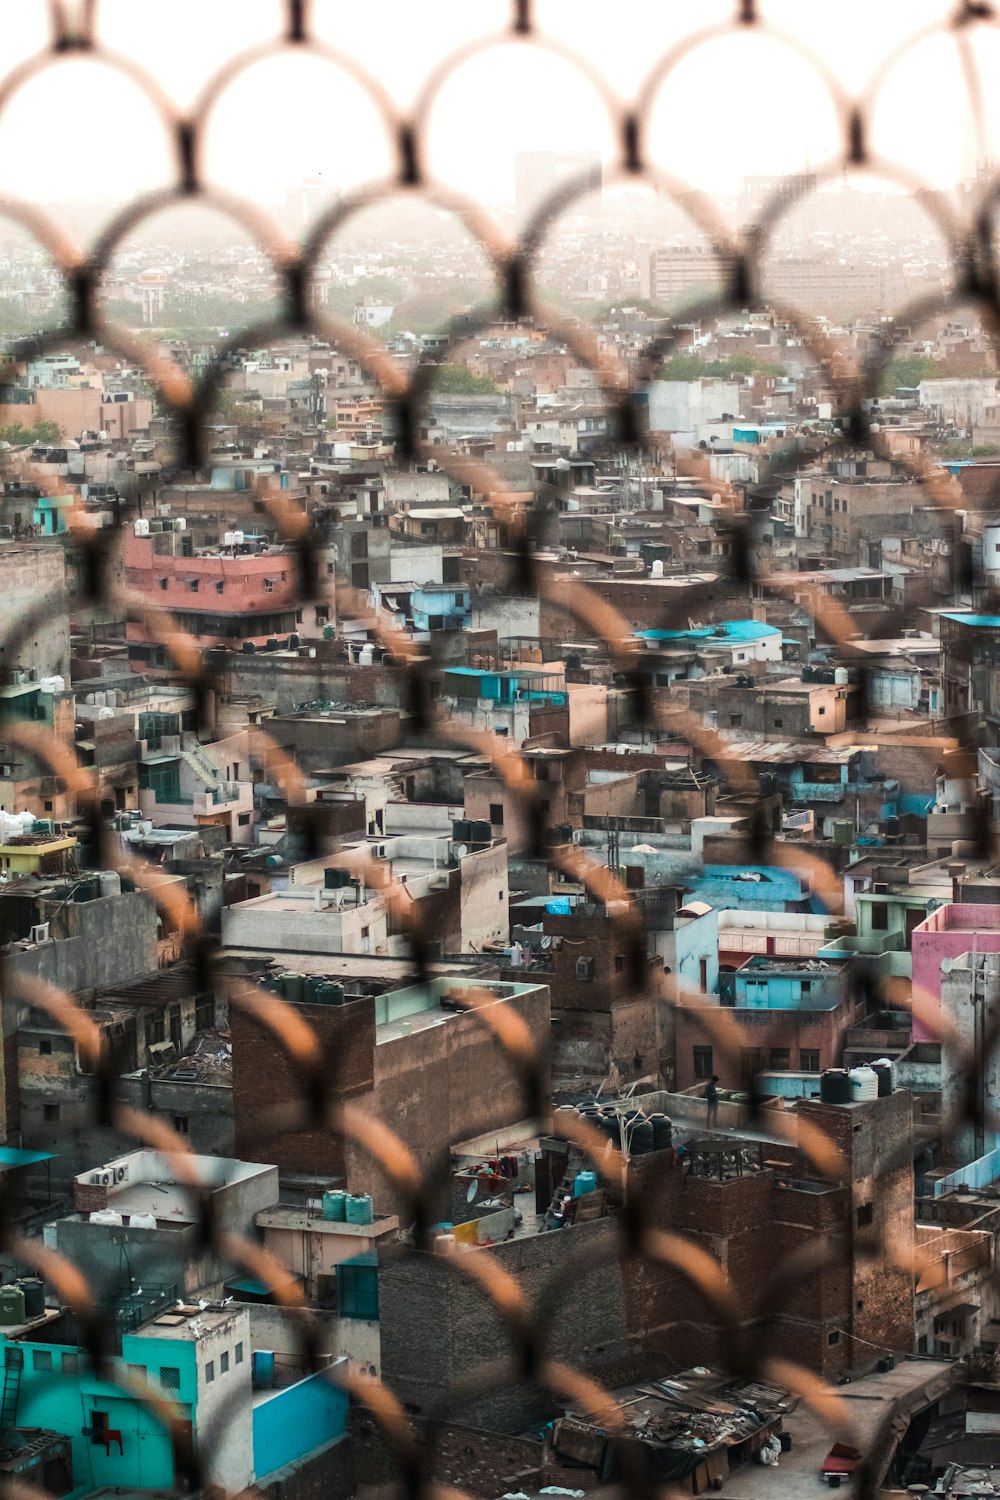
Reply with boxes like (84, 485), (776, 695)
(124, 524), (300, 661)
(230, 975), (550, 1216)
(380, 1091), (916, 1430)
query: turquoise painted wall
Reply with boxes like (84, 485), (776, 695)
(1, 1334), (186, 1496)
(252, 1370), (348, 1479)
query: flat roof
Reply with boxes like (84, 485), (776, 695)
(715, 738), (867, 764)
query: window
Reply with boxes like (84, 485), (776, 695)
(699, 957), (709, 992)
(33, 1350), (52, 1371)
(856, 1203), (874, 1228)
(205, 1360), (215, 1383)
(870, 902), (889, 931)
(828, 1331), (841, 1346)
(90, 1411), (109, 1445)
(187, 578), (199, 592)
(693, 1046), (713, 1080)
(489, 803), (504, 826)
(39, 1039), (51, 1055)
(337, 1261), (379, 1320)
(195, 996), (215, 1031)
(220, 1351), (229, 1374)
(238, 812), (251, 826)
(800, 1050), (820, 1072)
(43, 800), (53, 812)
(61, 1352), (78, 1374)
(43, 1103), (59, 1122)
(769, 1049), (791, 1072)
(160, 1366), (180, 1391)
(818, 705), (826, 715)
(126, 1363), (146, 1379)
(264, 579), (274, 593)
(737, 1050), (761, 1087)
(173, 1116), (189, 1135)
(730, 713), (742, 727)
(614, 955), (624, 974)
(235, 1342), (243, 1365)
(215, 580), (224, 594)
(772, 718), (783, 729)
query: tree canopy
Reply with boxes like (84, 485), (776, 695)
(658, 351), (787, 380)
(0, 420), (62, 446)
(431, 363), (500, 394)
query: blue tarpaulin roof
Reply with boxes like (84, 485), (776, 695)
(0, 1147), (53, 1169)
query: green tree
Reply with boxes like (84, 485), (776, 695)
(658, 351), (786, 380)
(431, 363), (499, 394)
(0, 420), (62, 446)
(876, 354), (940, 394)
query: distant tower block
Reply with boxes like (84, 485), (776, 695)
(137, 271), (168, 324)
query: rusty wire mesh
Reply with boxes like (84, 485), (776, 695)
(0, 1), (998, 1497)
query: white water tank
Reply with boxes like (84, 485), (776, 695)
(848, 1065), (879, 1102)
(651, 559), (664, 578)
(358, 644), (375, 666)
(133, 518), (150, 537)
(834, 667), (849, 686)
(99, 871), (121, 898)
(128, 1213), (157, 1229)
(89, 1210), (123, 1226)
(223, 532), (236, 547)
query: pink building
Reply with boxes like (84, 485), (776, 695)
(125, 530), (300, 664)
(910, 903), (1000, 1041)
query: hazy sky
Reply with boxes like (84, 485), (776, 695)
(0, 0), (996, 225)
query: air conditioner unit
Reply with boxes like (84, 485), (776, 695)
(114, 1165), (128, 1184)
(30, 923), (50, 945)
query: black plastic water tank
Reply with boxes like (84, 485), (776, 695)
(820, 1069), (853, 1104)
(871, 1061), (893, 1097)
(629, 1120), (655, 1156)
(648, 1112), (674, 1151)
(18, 1278), (44, 1318)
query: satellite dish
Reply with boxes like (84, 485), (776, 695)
(466, 1180), (478, 1203)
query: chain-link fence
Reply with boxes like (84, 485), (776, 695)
(0, 2), (998, 1497)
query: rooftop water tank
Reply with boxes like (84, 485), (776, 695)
(648, 1112), (673, 1151)
(0, 1287), (25, 1325)
(346, 1193), (374, 1225)
(573, 1170), (598, 1198)
(820, 1068), (852, 1104)
(17, 1279), (44, 1318)
(322, 1190), (347, 1222)
(849, 1065), (879, 1102)
(651, 559), (664, 578)
(871, 1057), (894, 1097)
(834, 667), (849, 686)
(128, 1213), (157, 1230)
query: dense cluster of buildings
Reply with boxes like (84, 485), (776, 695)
(5, 204), (1000, 1497)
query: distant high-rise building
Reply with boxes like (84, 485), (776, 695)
(283, 176), (334, 231)
(645, 245), (731, 306)
(514, 150), (602, 223)
(737, 172), (817, 225)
